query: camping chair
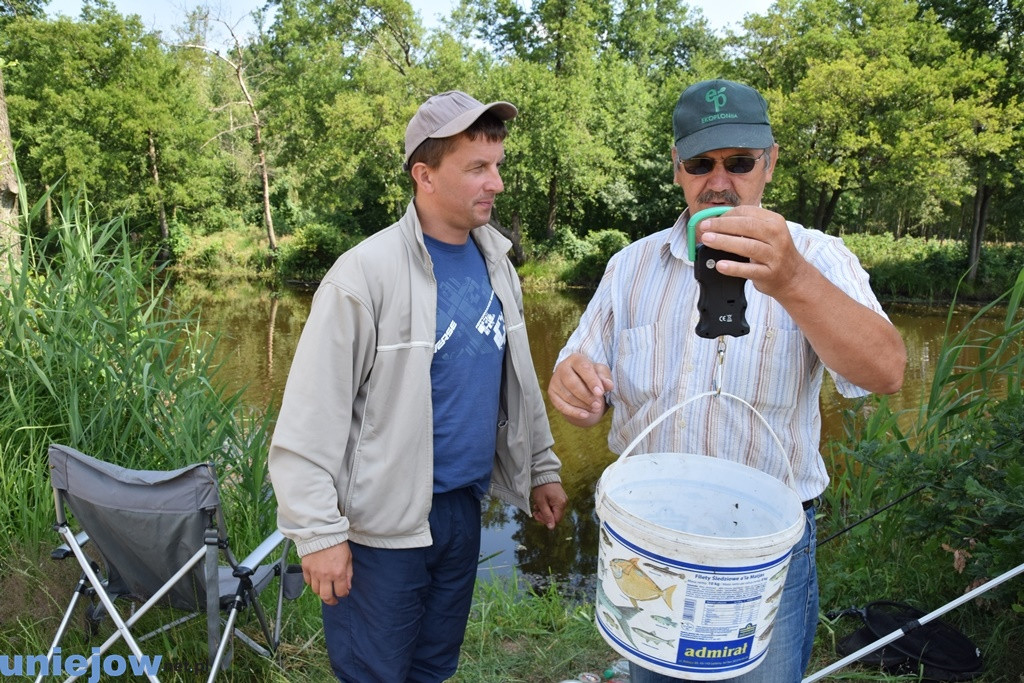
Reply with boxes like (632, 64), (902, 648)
(39, 444), (304, 683)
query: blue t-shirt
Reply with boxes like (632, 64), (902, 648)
(424, 234), (506, 497)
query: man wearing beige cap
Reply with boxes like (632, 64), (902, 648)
(550, 79), (904, 681)
(269, 91), (567, 681)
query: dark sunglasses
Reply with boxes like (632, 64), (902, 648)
(679, 150), (768, 176)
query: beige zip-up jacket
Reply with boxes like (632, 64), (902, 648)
(269, 202), (562, 557)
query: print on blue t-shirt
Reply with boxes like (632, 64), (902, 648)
(424, 234), (505, 497)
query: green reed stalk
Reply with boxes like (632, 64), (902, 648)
(0, 190), (274, 553)
(814, 268), (1024, 678)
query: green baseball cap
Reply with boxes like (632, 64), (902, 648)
(672, 79), (774, 159)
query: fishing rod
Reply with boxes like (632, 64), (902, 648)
(802, 559), (1024, 682)
(816, 437), (1013, 548)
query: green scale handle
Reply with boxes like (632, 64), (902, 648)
(687, 207), (750, 339)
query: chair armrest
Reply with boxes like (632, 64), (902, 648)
(233, 529), (288, 578)
(51, 531), (90, 560)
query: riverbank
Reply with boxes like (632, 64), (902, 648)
(173, 223), (1024, 305)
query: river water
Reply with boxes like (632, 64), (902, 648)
(171, 280), (1001, 588)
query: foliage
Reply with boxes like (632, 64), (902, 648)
(252, 0), (422, 231)
(734, 0), (1021, 235)
(840, 233), (1024, 301)
(172, 223), (273, 278)
(816, 268), (1024, 675)
(560, 228), (631, 288)
(277, 221), (361, 283)
(1, 9), (233, 245)
(550, 224), (591, 261)
(3, 0), (1023, 275)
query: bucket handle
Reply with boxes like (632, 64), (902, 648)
(611, 390), (797, 490)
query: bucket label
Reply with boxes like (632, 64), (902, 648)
(677, 636), (755, 669)
(596, 521), (792, 677)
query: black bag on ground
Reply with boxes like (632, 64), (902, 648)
(834, 600), (983, 681)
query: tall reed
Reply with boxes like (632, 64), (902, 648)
(815, 267), (1024, 677)
(0, 191), (274, 554)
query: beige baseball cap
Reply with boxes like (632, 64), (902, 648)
(404, 90), (517, 169)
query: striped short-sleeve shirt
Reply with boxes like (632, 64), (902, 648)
(557, 212), (888, 501)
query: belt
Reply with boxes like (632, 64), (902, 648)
(802, 497), (821, 510)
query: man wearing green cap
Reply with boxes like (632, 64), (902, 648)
(549, 79), (905, 681)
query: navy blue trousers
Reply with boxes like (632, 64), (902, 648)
(322, 488), (482, 683)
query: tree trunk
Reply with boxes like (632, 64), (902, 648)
(545, 172), (558, 240)
(966, 177), (992, 284)
(795, 177), (809, 228)
(232, 56), (277, 253)
(820, 187), (843, 233)
(812, 186), (829, 230)
(188, 38), (278, 254)
(147, 131), (171, 263)
(811, 185), (843, 233)
(0, 67), (20, 282)
(488, 212), (525, 266)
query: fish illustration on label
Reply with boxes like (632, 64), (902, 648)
(650, 614), (679, 628)
(609, 557), (677, 609)
(596, 582), (642, 647)
(634, 628), (676, 647)
(642, 561), (688, 580)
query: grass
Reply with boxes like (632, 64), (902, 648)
(454, 576), (615, 682)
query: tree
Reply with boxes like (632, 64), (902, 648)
(183, 21), (279, 253)
(458, 0), (710, 246)
(0, 65), (19, 277)
(3, 6), (229, 248)
(733, 0), (1018, 239)
(0, 0), (44, 24)
(917, 0), (1024, 281)
(252, 0), (427, 236)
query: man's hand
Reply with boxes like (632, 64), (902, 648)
(301, 542), (353, 605)
(549, 353), (614, 427)
(694, 204), (809, 300)
(531, 482), (569, 529)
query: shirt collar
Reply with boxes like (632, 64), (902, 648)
(663, 210), (693, 264)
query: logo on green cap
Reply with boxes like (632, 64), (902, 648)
(701, 86), (737, 125)
(705, 87), (727, 113)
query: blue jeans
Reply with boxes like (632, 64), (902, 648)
(630, 506), (819, 683)
(322, 488), (482, 683)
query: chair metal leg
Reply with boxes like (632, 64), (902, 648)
(206, 600), (241, 683)
(56, 524), (160, 683)
(205, 535), (221, 672)
(34, 573), (90, 683)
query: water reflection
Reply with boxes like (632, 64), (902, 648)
(172, 281), (1005, 586)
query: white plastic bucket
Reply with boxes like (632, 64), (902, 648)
(594, 393), (805, 680)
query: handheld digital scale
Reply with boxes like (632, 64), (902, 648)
(687, 206), (750, 339)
